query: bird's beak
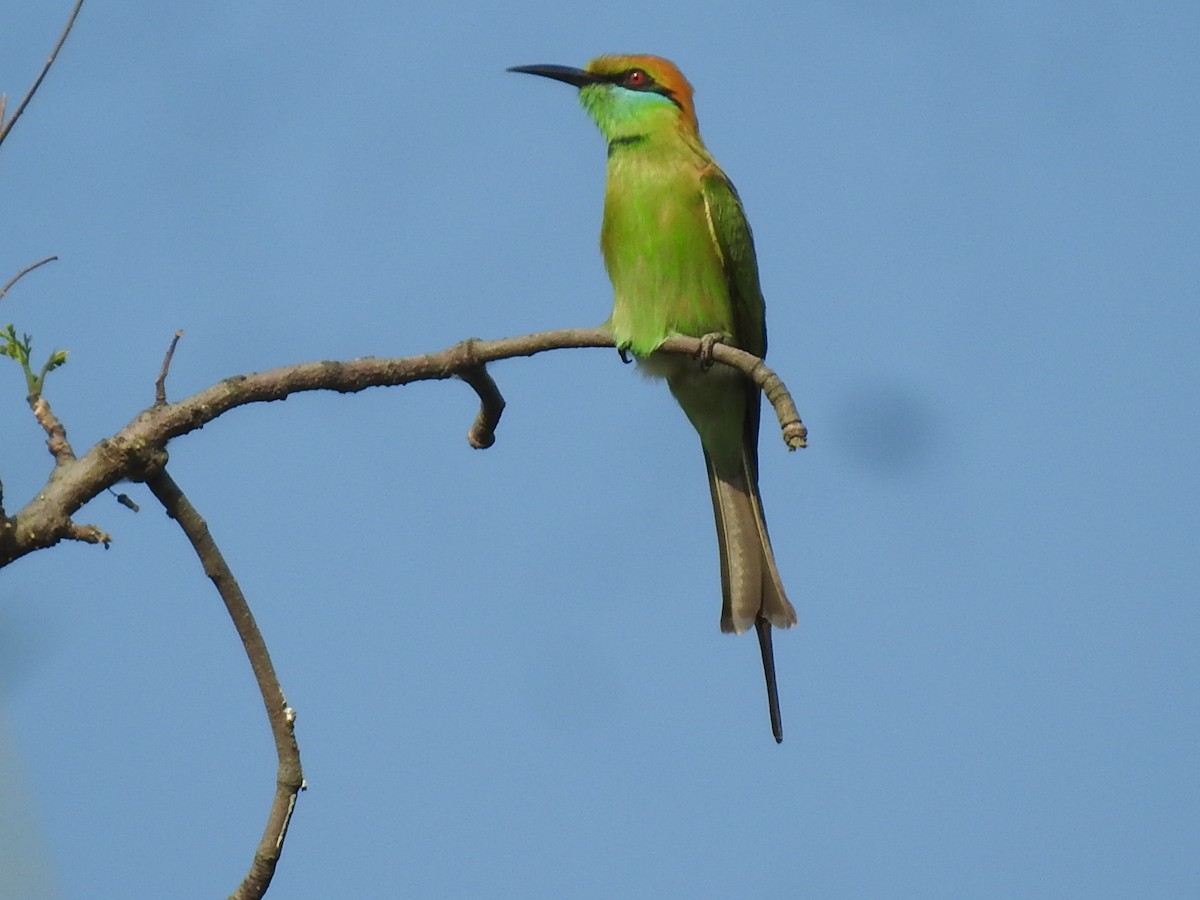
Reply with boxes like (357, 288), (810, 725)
(507, 64), (601, 88)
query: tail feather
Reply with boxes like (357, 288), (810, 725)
(706, 450), (797, 634)
(705, 448), (797, 741)
(756, 617), (784, 743)
(708, 453), (763, 634)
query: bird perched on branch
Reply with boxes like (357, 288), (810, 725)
(510, 54), (797, 742)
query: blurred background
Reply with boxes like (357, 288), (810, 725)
(2, 2), (1197, 897)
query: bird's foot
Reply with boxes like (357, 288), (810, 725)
(696, 332), (725, 371)
(617, 346), (633, 365)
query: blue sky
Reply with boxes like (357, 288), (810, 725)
(2, 2), (1197, 897)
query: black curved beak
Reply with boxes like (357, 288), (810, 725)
(507, 64), (601, 89)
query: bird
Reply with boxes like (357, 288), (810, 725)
(509, 55), (797, 742)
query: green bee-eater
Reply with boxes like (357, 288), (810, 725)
(510, 55), (797, 742)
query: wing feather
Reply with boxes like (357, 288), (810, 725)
(700, 168), (768, 474)
(699, 169), (766, 359)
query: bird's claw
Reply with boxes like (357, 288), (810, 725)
(696, 332), (724, 371)
(618, 346), (633, 364)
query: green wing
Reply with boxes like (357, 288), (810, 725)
(700, 169), (767, 360)
(700, 168), (769, 476)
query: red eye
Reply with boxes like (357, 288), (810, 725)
(624, 69), (648, 87)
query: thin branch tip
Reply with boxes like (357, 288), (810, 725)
(0, 0), (86, 147)
(155, 329), (184, 404)
(0, 255), (59, 302)
(64, 520), (111, 547)
(785, 421), (808, 450)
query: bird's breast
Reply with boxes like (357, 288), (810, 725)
(601, 165), (734, 357)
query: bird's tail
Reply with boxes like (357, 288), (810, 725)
(706, 450), (797, 741)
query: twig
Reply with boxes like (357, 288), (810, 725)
(30, 394), (76, 463)
(0, 255), (58, 303)
(0, 0), (86, 148)
(458, 359), (506, 449)
(62, 520), (110, 546)
(145, 468), (304, 900)
(154, 330), (184, 405)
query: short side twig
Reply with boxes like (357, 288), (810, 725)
(155, 330), (184, 405)
(30, 394), (76, 463)
(457, 356), (506, 449)
(145, 469), (304, 900)
(0, 0), (86, 148)
(62, 520), (110, 546)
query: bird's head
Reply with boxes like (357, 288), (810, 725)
(509, 54), (699, 142)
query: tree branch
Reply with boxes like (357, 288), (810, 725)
(0, 0), (86, 148)
(145, 468), (303, 900)
(0, 327), (805, 568)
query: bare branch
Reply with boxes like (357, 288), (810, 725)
(145, 469), (303, 900)
(0, 0), (86, 148)
(0, 255), (58, 303)
(154, 330), (184, 405)
(0, 327), (805, 567)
